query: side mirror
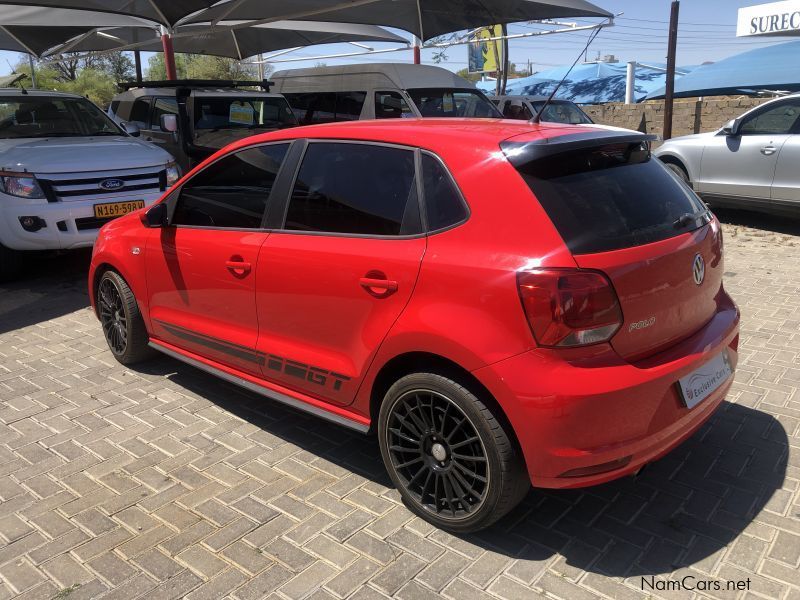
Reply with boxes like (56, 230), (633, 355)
(721, 118), (741, 136)
(142, 202), (168, 228)
(160, 114), (178, 133)
(121, 121), (140, 137)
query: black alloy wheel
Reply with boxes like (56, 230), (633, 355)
(386, 388), (490, 519)
(96, 270), (154, 365)
(98, 276), (128, 355)
(379, 372), (529, 533)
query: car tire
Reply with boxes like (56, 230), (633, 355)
(0, 243), (23, 282)
(378, 372), (529, 533)
(665, 161), (690, 185)
(97, 270), (154, 365)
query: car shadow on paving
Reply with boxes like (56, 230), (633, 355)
(142, 355), (789, 579)
(0, 249), (91, 335)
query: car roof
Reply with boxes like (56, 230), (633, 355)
(492, 95), (575, 103)
(114, 87), (282, 98)
(227, 118), (607, 154)
(271, 63), (475, 91)
(0, 88), (84, 99)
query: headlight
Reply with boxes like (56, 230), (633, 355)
(0, 172), (44, 199)
(165, 163), (180, 187)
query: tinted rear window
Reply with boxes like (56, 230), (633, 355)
(505, 141), (708, 254)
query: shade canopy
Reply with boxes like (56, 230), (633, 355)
(0, 1), (216, 28)
(478, 62), (695, 104)
(0, 0), (611, 39)
(45, 21), (408, 60)
(645, 41), (800, 99)
(0, 25), (95, 56)
(0, 5), (156, 57)
(183, 0), (613, 41)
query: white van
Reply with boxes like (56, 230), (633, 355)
(270, 63), (502, 124)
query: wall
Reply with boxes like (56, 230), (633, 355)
(581, 97), (771, 138)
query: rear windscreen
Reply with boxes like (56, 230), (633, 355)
(505, 141), (709, 254)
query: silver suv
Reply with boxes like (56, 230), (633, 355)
(655, 94), (800, 216)
(0, 88), (178, 281)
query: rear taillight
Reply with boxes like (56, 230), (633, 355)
(517, 269), (623, 347)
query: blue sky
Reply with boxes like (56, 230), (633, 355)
(0, 0), (794, 77)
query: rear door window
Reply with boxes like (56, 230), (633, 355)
(504, 140), (708, 254)
(172, 143), (289, 228)
(284, 142), (419, 236)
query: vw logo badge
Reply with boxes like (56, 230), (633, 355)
(692, 253), (705, 285)
(99, 178), (125, 191)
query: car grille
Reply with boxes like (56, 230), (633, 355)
(38, 167), (166, 202)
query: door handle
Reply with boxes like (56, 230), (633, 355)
(360, 276), (398, 297)
(761, 146), (777, 155)
(225, 260), (251, 275)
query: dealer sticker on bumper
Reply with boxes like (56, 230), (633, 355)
(677, 350), (733, 409)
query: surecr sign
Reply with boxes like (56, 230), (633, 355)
(737, 0), (800, 36)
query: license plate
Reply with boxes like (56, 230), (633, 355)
(93, 200), (145, 219)
(676, 350), (733, 409)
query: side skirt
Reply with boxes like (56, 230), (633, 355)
(149, 340), (370, 434)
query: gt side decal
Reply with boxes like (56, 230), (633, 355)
(265, 355), (350, 391)
(155, 320), (351, 392)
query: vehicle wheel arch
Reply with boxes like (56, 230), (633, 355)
(658, 154), (692, 182)
(367, 351), (527, 470)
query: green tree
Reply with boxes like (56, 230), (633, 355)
(61, 68), (117, 106)
(146, 53), (263, 80)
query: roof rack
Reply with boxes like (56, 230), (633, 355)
(117, 79), (273, 91)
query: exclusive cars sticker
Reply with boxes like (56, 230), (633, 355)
(677, 350), (733, 409)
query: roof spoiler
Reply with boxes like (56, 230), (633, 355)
(117, 79), (273, 91)
(501, 130), (657, 167)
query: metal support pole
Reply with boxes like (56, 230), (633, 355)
(625, 61), (636, 104)
(160, 26), (177, 80)
(663, 1), (680, 139)
(412, 36), (421, 64)
(28, 55), (36, 88)
(500, 24), (509, 95)
(133, 50), (143, 83)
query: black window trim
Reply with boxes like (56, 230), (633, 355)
(273, 138), (426, 240)
(164, 139), (296, 232)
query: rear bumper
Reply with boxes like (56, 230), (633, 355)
(0, 192), (161, 251)
(474, 292), (740, 488)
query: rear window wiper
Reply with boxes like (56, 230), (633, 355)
(673, 210), (709, 229)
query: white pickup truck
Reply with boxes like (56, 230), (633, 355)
(0, 88), (179, 281)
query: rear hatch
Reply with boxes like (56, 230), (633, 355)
(503, 129), (723, 361)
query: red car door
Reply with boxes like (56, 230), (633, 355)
(255, 141), (426, 405)
(145, 143), (291, 376)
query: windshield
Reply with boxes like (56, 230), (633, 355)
(407, 88), (502, 118)
(0, 96), (122, 139)
(193, 96), (297, 131)
(530, 101), (593, 125)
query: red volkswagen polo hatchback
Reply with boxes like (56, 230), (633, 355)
(90, 119), (739, 532)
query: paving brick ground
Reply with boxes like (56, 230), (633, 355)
(0, 210), (798, 600)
